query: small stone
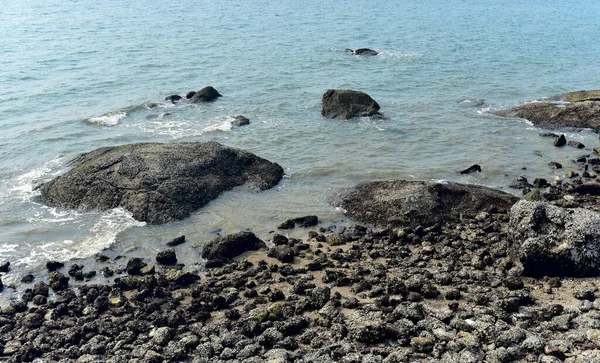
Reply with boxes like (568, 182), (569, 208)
(533, 178), (549, 188)
(0, 261), (9, 273)
(272, 234), (289, 246)
(567, 171), (579, 178)
(20, 274), (34, 283)
(166, 235), (186, 247)
(459, 164), (482, 175)
(271, 246), (295, 263)
(140, 265), (155, 275)
(540, 133), (559, 138)
(46, 260), (64, 271)
(568, 140), (585, 149)
(411, 337), (434, 353)
(548, 162), (562, 169)
(573, 284), (596, 301)
(554, 134), (566, 147)
(156, 249), (177, 265)
(126, 258), (147, 275)
(151, 327), (174, 346)
(49, 271), (69, 291)
(232, 115), (250, 127)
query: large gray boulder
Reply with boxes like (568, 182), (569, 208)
(40, 142), (284, 224)
(494, 90), (600, 131)
(337, 180), (519, 228)
(509, 200), (600, 277)
(321, 89), (381, 119)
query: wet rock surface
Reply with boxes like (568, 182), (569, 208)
(509, 200), (600, 277)
(40, 142), (284, 224)
(321, 89), (381, 119)
(494, 90), (600, 131)
(337, 180), (519, 228)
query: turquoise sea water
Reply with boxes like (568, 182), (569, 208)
(1, 0), (600, 285)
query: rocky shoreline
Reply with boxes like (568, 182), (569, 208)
(2, 195), (600, 362)
(3, 88), (600, 362)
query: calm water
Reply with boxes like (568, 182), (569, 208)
(1, 0), (600, 285)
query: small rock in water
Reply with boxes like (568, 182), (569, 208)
(94, 253), (109, 262)
(126, 258), (147, 275)
(272, 234), (289, 246)
(568, 140), (585, 149)
(540, 132), (559, 138)
(232, 115), (250, 127)
(567, 171), (579, 178)
(533, 178), (549, 188)
(21, 274), (34, 283)
(0, 261), (9, 273)
(548, 162), (563, 169)
(554, 134), (567, 147)
(166, 235), (186, 247)
(156, 249), (177, 265)
(458, 98), (485, 107)
(278, 215), (319, 229)
(185, 91), (196, 99)
(0, 277), (3, 292)
(189, 86), (222, 103)
(46, 261), (64, 271)
(346, 48), (378, 56)
(459, 164), (482, 175)
(165, 94), (182, 103)
(509, 176), (530, 189)
(594, 147), (600, 155)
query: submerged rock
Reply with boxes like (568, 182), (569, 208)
(232, 115), (250, 127)
(509, 200), (600, 277)
(345, 48), (378, 56)
(494, 90), (600, 131)
(201, 231), (266, 265)
(459, 164), (482, 174)
(40, 142), (284, 224)
(338, 180), (519, 228)
(554, 135), (566, 147)
(165, 94), (182, 103)
(321, 89), (381, 119)
(458, 98), (485, 107)
(188, 86), (222, 103)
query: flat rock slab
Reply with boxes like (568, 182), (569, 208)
(509, 200), (600, 277)
(337, 180), (519, 228)
(494, 90), (600, 131)
(40, 142), (284, 224)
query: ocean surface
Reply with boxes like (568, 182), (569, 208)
(1, 0), (600, 287)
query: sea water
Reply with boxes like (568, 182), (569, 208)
(1, 0), (600, 285)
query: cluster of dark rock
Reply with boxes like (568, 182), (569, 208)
(3, 182), (600, 361)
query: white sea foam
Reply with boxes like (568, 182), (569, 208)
(6, 156), (66, 201)
(202, 119), (232, 133)
(86, 111), (127, 126)
(137, 116), (235, 139)
(10, 208), (145, 272)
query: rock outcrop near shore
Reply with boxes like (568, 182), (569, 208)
(40, 142), (284, 224)
(338, 180), (519, 228)
(494, 90), (600, 131)
(321, 89), (381, 119)
(201, 232), (267, 266)
(509, 200), (600, 277)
